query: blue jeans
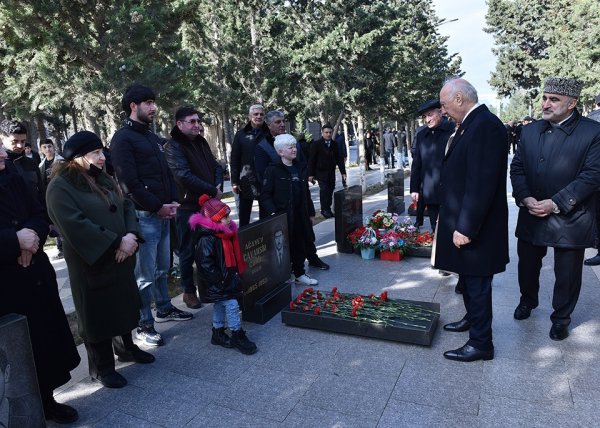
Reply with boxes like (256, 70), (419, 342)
(136, 210), (174, 326)
(212, 299), (241, 331)
(176, 208), (197, 294)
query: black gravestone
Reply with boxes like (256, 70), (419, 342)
(238, 213), (291, 324)
(387, 171), (406, 215)
(334, 185), (363, 253)
(0, 314), (45, 428)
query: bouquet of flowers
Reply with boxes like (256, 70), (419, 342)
(378, 230), (406, 254)
(395, 216), (417, 233)
(352, 226), (378, 249)
(368, 209), (398, 230)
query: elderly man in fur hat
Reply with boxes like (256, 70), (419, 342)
(510, 77), (600, 341)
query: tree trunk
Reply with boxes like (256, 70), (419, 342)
(342, 120), (350, 167)
(378, 116), (385, 184)
(357, 114), (366, 194)
(71, 103), (79, 134)
(35, 115), (47, 148)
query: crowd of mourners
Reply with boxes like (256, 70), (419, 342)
(2, 77), (600, 425)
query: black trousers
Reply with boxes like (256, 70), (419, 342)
(459, 274), (494, 351)
(594, 192), (600, 250)
(85, 333), (137, 377)
(426, 203), (440, 231)
(517, 239), (584, 325)
(237, 197), (255, 227)
(318, 175), (336, 213)
(415, 196), (425, 226)
(290, 221), (308, 277)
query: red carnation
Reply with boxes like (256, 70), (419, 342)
(314, 307), (321, 315)
(303, 287), (314, 295)
(302, 305), (308, 312)
(380, 291), (388, 301)
(331, 287), (338, 294)
(351, 307), (359, 317)
(290, 302), (297, 310)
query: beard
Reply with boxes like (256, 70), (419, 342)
(136, 109), (154, 124)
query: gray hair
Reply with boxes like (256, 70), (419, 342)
(265, 110), (284, 125)
(248, 104), (264, 114)
(443, 77), (479, 104)
(274, 134), (297, 151)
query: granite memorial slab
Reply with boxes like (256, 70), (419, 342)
(387, 171), (406, 215)
(405, 246), (433, 258)
(334, 185), (363, 253)
(0, 313), (45, 428)
(238, 213), (291, 324)
(282, 289), (440, 346)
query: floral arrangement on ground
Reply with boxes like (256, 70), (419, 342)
(288, 287), (439, 329)
(347, 210), (434, 253)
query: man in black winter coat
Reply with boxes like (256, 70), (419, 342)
(308, 123), (346, 218)
(435, 78), (509, 362)
(111, 84), (192, 348)
(511, 78), (600, 341)
(165, 106), (223, 309)
(230, 104), (269, 226)
(410, 99), (454, 232)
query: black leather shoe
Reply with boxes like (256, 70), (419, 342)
(584, 254), (600, 266)
(117, 347), (155, 364)
(43, 398), (79, 424)
(513, 303), (534, 320)
(443, 344), (494, 362)
(549, 323), (569, 341)
(443, 319), (471, 332)
(324, 210), (335, 218)
(309, 258), (330, 270)
(92, 371), (128, 388)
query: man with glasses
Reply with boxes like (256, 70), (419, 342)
(165, 106), (223, 309)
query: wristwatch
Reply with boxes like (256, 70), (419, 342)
(552, 201), (560, 214)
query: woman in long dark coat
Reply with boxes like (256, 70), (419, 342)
(0, 145), (80, 424)
(46, 131), (154, 389)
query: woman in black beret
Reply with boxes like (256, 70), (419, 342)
(46, 131), (154, 390)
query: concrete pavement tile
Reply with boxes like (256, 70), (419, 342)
(116, 390), (203, 427)
(330, 339), (409, 376)
(219, 365), (317, 422)
(390, 358), (483, 415)
(89, 410), (163, 428)
(186, 402), (280, 427)
(570, 388), (600, 426)
(282, 402), (378, 427)
(481, 357), (571, 403)
(478, 393), (578, 428)
(378, 399), (478, 428)
(301, 370), (398, 419)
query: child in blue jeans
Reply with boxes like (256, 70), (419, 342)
(189, 194), (257, 355)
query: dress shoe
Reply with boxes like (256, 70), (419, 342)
(43, 397), (79, 424)
(183, 292), (203, 309)
(513, 303), (534, 320)
(308, 257), (330, 270)
(549, 323), (569, 341)
(443, 344), (494, 362)
(92, 371), (128, 388)
(584, 254), (600, 266)
(443, 318), (471, 332)
(117, 346), (155, 364)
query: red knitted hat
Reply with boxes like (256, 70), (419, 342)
(198, 194), (231, 222)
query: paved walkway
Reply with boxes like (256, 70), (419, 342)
(47, 158), (600, 427)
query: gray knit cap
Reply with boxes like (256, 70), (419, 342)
(543, 77), (583, 98)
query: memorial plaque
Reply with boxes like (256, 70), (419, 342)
(405, 246), (433, 258)
(281, 290), (440, 346)
(387, 171), (406, 215)
(334, 185), (363, 253)
(0, 314), (45, 428)
(238, 213), (292, 324)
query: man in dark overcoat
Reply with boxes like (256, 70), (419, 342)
(434, 78), (509, 362)
(410, 99), (455, 231)
(308, 123), (347, 218)
(510, 77), (600, 341)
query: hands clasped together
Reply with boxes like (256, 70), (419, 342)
(522, 197), (555, 217)
(17, 227), (39, 268)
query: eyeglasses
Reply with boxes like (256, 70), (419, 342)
(181, 119), (202, 125)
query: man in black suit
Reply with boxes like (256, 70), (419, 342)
(410, 99), (454, 232)
(308, 123), (347, 218)
(434, 78), (509, 362)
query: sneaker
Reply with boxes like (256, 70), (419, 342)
(211, 327), (234, 348)
(135, 325), (164, 347)
(295, 274), (318, 285)
(155, 306), (193, 323)
(231, 329), (257, 355)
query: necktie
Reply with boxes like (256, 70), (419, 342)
(445, 123), (460, 155)
(326, 140), (330, 148)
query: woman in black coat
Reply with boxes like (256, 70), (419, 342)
(0, 146), (80, 424)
